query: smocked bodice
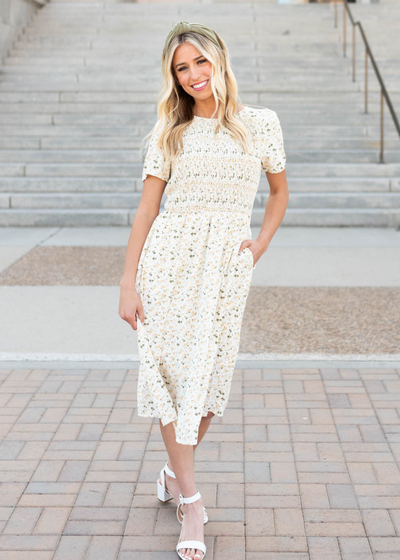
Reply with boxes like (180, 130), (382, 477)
(142, 106), (286, 218)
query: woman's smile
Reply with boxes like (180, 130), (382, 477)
(191, 79), (209, 91)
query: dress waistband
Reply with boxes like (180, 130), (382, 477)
(165, 204), (251, 216)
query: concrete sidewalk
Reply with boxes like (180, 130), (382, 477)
(1, 363), (400, 559)
(1, 225), (400, 287)
(0, 226), (399, 359)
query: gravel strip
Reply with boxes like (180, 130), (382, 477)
(241, 286), (400, 355)
(1, 247), (398, 355)
(0, 246), (126, 286)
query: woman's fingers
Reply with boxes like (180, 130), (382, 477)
(118, 290), (145, 331)
(137, 303), (145, 324)
(238, 239), (252, 253)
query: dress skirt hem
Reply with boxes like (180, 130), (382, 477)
(136, 408), (225, 445)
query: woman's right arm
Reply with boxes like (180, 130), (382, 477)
(118, 174), (166, 330)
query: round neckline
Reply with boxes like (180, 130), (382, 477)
(193, 107), (247, 120)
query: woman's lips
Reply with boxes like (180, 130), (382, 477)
(191, 79), (208, 91)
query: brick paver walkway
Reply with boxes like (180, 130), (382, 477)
(1, 366), (400, 559)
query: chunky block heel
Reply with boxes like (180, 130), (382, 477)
(157, 479), (174, 502)
(157, 461), (175, 503)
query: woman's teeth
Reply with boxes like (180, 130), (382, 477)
(192, 80), (208, 90)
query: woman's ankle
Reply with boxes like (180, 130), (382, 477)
(181, 499), (203, 515)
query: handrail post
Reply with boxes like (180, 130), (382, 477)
(365, 47), (368, 114)
(343, 0), (346, 57)
(380, 90), (384, 163)
(352, 24), (356, 81)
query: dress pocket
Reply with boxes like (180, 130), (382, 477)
(226, 242), (253, 278)
(243, 246), (255, 269)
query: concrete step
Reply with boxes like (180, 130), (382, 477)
(1, 124), (398, 141)
(1, 136), (399, 151)
(0, 176), (397, 194)
(1, 148), (400, 165)
(0, 177), (138, 193)
(0, 83), (363, 94)
(2, 192), (399, 211)
(1, 162), (399, 179)
(285, 193), (400, 209)
(21, 29), (342, 40)
(2, 90), (397, 104)
(274, 209), (400, 227)
(1, 112), (394, 127)
(0, 74), (358, 87)
(4, 192), (142, 209)
(2, 57), (350, 69)
(0, 150), (142, 163)
(0, 209), (130, 226)
(0, 208), (398, 228)
(0, 103), (389, 117)
(0, 64), (355, 76)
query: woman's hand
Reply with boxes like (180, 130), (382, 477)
(238, 239), (267, 268)
(118, 284), (145, 331)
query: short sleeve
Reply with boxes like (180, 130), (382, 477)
(259, 109), (286, 174)
(141, 119), (171, 182)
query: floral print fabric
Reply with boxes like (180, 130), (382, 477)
(136, 106), (286, 445)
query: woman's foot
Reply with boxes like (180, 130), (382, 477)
(178, 499), (205, 560)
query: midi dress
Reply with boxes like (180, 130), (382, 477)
(135, 105), (286, 445)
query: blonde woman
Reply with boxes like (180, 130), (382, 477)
(119, 20), (288, 560)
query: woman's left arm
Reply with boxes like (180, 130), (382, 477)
(239, 168), (289, 266)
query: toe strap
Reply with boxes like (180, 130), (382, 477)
(176, 540), (206, 554)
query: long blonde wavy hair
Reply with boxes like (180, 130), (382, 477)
(141, 29), (257, 171)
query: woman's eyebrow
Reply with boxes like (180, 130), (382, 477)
(175, 55), (203, 69)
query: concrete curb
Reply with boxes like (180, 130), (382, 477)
(1, 352), (399, 370)
(1, 352), (400, 362)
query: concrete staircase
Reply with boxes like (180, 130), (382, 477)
(0, 0), (399, 227)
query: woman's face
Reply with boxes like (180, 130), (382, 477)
(173, 43), (213, 100)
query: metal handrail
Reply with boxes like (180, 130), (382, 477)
(30, 0), (49, 6)
(333, 0), (400, 163)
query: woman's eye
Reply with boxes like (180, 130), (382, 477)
(178, 59), (207, 72)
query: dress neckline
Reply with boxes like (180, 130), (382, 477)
(193, 107), (247, 120)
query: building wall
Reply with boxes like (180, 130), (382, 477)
(0, 0), (41, 60)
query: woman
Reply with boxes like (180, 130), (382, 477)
(119, 20), (288, 560)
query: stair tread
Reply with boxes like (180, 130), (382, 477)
(1, 1), (399, 226)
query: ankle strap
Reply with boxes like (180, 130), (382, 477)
(179, 490), (201, 505)
(164, 462), (176, 479)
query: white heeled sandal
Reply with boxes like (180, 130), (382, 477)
(157, 462), (208, 524)
(176, 490), (206, 560)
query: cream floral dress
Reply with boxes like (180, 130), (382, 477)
(135, 106), (286, 445)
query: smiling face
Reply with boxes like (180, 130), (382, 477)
(173, 42), (213, 100)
